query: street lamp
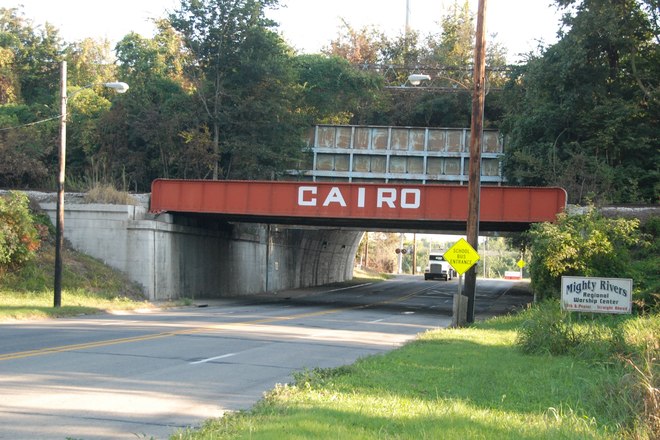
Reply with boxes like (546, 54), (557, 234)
(407, 73), (431, 86)
(54, 60), (129, 307)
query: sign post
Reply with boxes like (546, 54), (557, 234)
(517, 259), (526, 278)
(444, 238), (481, 326)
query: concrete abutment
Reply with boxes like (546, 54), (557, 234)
(39, 203), (362, 301)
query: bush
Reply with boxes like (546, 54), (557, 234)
(629, 217), (660, 312)
(517, 300), (579, 355)
(527, 207), (650, 308)
(0, 191), (40, 272)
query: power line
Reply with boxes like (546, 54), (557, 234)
(0, 115), (61, 131)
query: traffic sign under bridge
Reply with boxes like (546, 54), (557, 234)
(150, 180), (567, 232)
(443, 238), (480, 275)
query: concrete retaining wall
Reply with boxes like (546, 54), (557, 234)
(39, 203), (361, 301)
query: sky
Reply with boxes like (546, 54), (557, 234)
(5, 0), (564, 63)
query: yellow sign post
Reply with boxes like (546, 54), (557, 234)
(445, 238), (480, 327)
(517, 259), (526, 278)
(444, 238), (481, 275)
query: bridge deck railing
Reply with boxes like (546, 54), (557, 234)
(295, 125), (505, 184)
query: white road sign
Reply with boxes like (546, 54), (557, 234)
(561, 276), (633, 314)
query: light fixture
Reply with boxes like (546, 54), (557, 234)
(407, 74), (431, 86)
(102, 82), (130, 93)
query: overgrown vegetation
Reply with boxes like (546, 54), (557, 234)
(0, 191), (149, 320)
(501, 0), (659, 204)
(84, 183), (139, 205)
(527, 207), (658, 311)
(0, 231), (150, 319)
(0, 191), (41, 273)
(517, 303), (659, 438)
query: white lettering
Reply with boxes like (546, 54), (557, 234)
(298, 186), (317, 206)
(401, 189), (420, 209)
(297, 185), (423, 210)
(377, 188), (397, 208)
(357, 187), (366, 208)
(323, 187), (347, 207)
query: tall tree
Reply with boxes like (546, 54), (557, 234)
(0, 7), (63, 188)
(169, 0), (305, 180)
(64, 38), (115, 87)
(502, 0), (659, 204)
(0, 7), (63, 105)
(423, 0), (474, 67)
(106, 28), (197, 189)
(322, 1), (507, 128)
(322, 19), (385, 65)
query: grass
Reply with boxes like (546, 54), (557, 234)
(0, 242), (152, 321)
(352, 267), (394, 282)
(172, 308), (659, 440)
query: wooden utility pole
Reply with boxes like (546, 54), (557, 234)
(54, 61), (67, 308)
(464, 0), (487, 323)
(412, 233), (417, 275)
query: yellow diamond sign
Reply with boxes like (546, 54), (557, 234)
(443, 238), (480, 275)
(517, 259), (526, 269)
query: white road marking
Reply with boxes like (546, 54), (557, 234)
(190, 353), (237, 365)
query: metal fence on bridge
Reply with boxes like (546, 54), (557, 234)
(296, 124), (504, 185)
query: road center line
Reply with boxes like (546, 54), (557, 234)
(0, 289), (426, 362)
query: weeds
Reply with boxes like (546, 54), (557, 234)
(84, 184), (138, 205)
(515, 301), (659, 437)
(622, 339), (659, 439)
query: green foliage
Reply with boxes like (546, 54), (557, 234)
(501, 0), (659, 204)
(528, 208), (647, 304)
(168, 0), (305, 180)
(322, 1), (508, 128)
(0, 103), (54, 187)
(515, 301), (659, 437)
(517, 300), (579, 355)
(110, 29), (198, 188)
(219, 25), (308, 179)
(0, 191), (40, 271)
(0, 7), (63, 105)
(629, 217), (660, 311)
(294, 54), (384, 125)
(514, 300), (655, 360)
(0, 0), (657, 200)
(517, 300), (658, 363)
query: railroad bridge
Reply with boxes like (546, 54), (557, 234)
(42, 124), (569, 300)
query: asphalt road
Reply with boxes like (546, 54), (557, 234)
(0, 276), (531, 440)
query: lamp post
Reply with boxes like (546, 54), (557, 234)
(54, 60), (129, 307)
